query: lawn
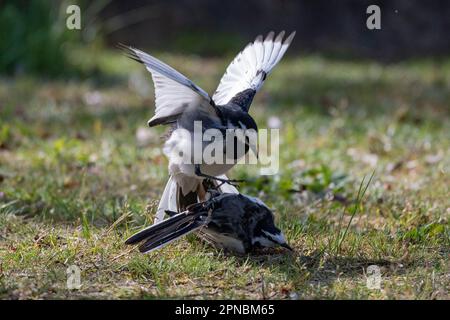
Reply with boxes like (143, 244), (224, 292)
(0, 50), (449, 299)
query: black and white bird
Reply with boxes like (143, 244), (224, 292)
(125, 192), (292, 254)
(122, 31), (295, 223)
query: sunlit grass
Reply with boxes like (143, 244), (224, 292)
(0, 50), (449, 299)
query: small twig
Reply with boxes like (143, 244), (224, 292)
(34, 231), (49, 244)
(106, 210), (132, 234)
(111, 246), (136, 261)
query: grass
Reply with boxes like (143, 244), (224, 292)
(0, 49), (449, 299)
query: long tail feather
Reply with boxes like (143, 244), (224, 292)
(126, 211), (197, 245)
(136, 210), (204, 246)
(138, 221), (203, 253)
(125, 200), (210, 256)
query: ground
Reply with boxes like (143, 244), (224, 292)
(0, 50), (449, 299)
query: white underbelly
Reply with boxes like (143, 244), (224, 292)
(163, 128), (239, 194)
(199, 229), (246, 254)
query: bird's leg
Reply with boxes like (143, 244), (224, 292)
(197, 182), (206, 202)
(214, 180), (227, 190)
(194, 164), (244, 186)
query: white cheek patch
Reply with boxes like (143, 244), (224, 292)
(262, 230), (286, 245)
(252, 236), (275, 248)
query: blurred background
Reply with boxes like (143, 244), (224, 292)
(102, 0), (450, 60)
(2, 0), (450, 77)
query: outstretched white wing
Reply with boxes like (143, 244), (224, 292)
(122, 45), (215, 126)
(212, 31), (295, 106)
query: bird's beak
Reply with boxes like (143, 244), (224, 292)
(248, 143), (259, 160)
(280, 243), (293, 251)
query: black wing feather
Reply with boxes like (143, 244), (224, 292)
(125, 212), (193, 245)
(138, 221), (203, 253)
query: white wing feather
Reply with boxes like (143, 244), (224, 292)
(154, 175), (178, 225)
(215, 175), (239, 194)
(124, 46), (213, 126)
(212, 31), (295, 106)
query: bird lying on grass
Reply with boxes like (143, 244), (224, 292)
(121, 31), (295, 224)
(125, 192), (292, 254)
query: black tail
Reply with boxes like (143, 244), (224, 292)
(178, 188), (198, 211)
(125, 207), (207, 253)
(138, 221), (202, 253)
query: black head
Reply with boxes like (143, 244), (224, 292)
(241, 195), (292, 251)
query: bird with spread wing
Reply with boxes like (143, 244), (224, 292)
(122, 31), (295, 224)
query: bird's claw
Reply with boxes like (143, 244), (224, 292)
(215, 178), (245, 189)
(226, 179), (245, 187)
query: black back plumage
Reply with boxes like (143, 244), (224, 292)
(125, 192), (286, 254)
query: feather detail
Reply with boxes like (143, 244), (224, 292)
(212, 31), (295, 107)
(120, 44), (215, 127)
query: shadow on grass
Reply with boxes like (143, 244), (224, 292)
(233, 249), (408, 292)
